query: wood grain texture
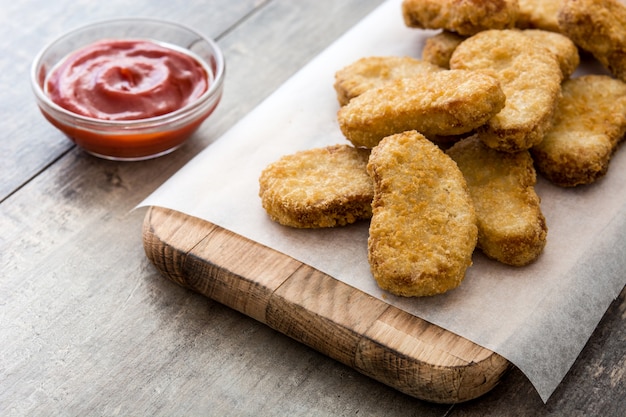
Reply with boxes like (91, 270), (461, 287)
(143, 206), (510, 403)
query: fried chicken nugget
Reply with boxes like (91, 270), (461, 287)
(367, 131), (478, 297)
(531, 75), (626, 187)
(259, 145), (373, 228)
(447, 135), (547, 266)
(516, 0), (563, 32)
(523, 29), (579, 78)
(558, 0), (626, 82)
(421, 31), (467, 69)
(333, 56), (443, 106)
(337, 69), (506, 148)
(423, 29), (578, 78)
(402, 0), (519, 36)
(450, 29), (563, 152)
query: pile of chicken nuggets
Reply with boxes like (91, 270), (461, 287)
(259, 0), (626, 297)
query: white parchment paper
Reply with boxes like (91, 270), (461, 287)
(140, 0), (626, 402)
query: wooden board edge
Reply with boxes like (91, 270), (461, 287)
(141, 206), (511, 403)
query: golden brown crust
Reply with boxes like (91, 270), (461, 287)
(422, 29), (580, 79)
(531, 75), (626, 187)
(367, 131), (477, 297)
(421, 31), (467, 69)
(259, 145), (373, 228)
(447, 135), (547, 266)
(337, 69), (505, 148)
(516, 0), (563, 32)
(333, 56), (443, 106)
(402, 0), (519, 36)
(422, 29), (578, 77)
(522, 29), (580, 78)
(558, 0), (626, 82)
(450, 29), (563, 152)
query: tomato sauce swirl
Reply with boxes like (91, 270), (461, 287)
(45, 39), (209, 121)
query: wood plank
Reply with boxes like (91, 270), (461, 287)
(357, 308), (509, 403)
(267, 266), (390, 368)
(142, 206), (510, 404)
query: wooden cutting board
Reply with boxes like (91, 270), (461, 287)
(142, 206), (511, 403)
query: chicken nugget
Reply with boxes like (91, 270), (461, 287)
(337, 69), (506, 148)
(450, 29), (563, 152)
(367, 131), (477, 297)
(423, 29), (578, 77)
(516, 0), (563, 32)
(558, 0), (626, 82)
(523, 29), (579, 78)
(333, 56), (443, 106)
(259, 145), (373, 228)
(447, 135), (547, 266)
(531, 75), (626, 187)
(402, 0), (519, 36)
(421, 31), (467, 69)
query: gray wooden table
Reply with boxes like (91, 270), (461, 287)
(1, 0), (624, 415)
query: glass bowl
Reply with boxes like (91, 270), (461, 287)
(31, 18), (225, 161)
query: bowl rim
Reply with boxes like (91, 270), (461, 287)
(30, 17), (226, 127)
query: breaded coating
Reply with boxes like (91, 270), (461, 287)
(516, 0), (563, 32)
(531, 75), (626, 187)
(259, 145), (373, 228)
(450, 29), (563, 152)
(333, 56), (443, 106)
(523, 29), (579, 78)
(367, 131), (477, 297)
(402, 0), (519, 36)
(337, 69), (506, 148)
(423, 29), (578, 77)
(421, 31), (467, 69)
(447, 135), (547, 266)
(558, 0), (626, 82)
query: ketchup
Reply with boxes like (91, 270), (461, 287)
(45, 39), (209, 120)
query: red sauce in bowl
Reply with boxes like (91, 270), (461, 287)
(36, 37), (222, 160)
(45, 39), (209, 120)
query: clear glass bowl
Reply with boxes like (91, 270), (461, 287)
(31, 18), (225, 161)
